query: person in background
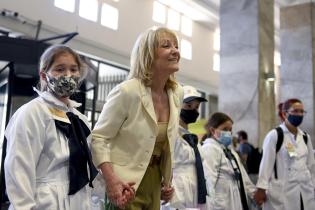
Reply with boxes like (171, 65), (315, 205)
(91, 27), (183, 210)
(237, 130), (252, 170)
(168, 85), (209, 210)
(202, 112), (256, 210)
(254, 98), (315, 210)
(4, 44), (97, 210)
(232, 135), (240, 154)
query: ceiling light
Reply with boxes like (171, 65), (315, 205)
(158, 0), (216, 21)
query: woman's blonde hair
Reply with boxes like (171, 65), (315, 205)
(128, 27), (178, 90)
(38, 44), (87, 91)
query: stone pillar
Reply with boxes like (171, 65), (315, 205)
(219, 0), (275, 148)
(280, 3), (315, 145)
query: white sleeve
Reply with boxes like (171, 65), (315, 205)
(199, 143), (210, 178)
(305, 134), (315, 187)
(4, 104), (45, 210)
(201, 144), (221, 195)
(91, 84), (129, 167)
(256, 130), (277, 190)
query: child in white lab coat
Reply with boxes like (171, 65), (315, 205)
(202, 112), (256, 210)
(4, 45), (98, 210)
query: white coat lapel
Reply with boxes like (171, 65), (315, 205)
(167, 88), (180, 140)
(139, 81), (157, 125)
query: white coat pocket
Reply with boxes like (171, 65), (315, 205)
(266, 179), (284, 209)
(35, 185), (58, 210)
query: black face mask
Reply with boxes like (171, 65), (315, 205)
(180, 109), (199, 124)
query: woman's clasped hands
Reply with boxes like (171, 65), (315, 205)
(106, 176), (136, 209)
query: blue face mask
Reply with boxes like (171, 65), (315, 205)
(287, 114), (303, 127)
(218, 131), (232, 147)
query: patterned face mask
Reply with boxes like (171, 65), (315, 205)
(46, 74), (80, 97)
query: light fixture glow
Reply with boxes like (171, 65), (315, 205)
(158, 0), (210, 21)
(101, 3), (119, 30)
(167, 9), (180, 31)
(181, 39), (192, 60)
(213, 29), (220, 51)
(153, 1), (166, 24)
(181, 16), (192, 37)
(213, 53), (220, 72)
(54, 0), (75, 12)
(79, 0), (98, 22)
(264, 72), (275, 82)
(274, 51), (281, 66)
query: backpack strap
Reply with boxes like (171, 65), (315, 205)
(274, 127), (284, 179)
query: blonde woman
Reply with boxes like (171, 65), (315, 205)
(91, 27), (183, 210)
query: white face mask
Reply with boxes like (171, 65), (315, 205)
(46, 74), (80, 97)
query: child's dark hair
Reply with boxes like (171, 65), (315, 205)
(204, 112), (233, 137)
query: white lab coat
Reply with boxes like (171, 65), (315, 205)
(202, 138), (256, 210)
(4, 89), (94, 210)
(166, 126), (209, 210)
(256, 123), (315, 210)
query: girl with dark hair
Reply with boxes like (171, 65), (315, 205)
(255, 98), (315, 210)
(201, 112), (255, 210)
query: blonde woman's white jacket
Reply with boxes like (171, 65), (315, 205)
(256, 123), (315, 210)
(91, 78), (183, 190)
(201, 138), (256, 210)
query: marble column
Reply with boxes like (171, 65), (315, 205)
(219, 0), (275, 148)
(280, 3), (315, 145)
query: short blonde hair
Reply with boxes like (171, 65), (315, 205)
(128, 27), (178, 90)
(38, 44), (87, 91)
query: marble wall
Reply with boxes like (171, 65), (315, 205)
(220, 0), (275, 147)
(280, 3), (315, 144)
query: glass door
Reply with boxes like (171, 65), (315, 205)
(0, 61), (10, 210)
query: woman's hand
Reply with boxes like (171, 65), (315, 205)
(161, 184), (174, 203)
(100, 162), (136, 208)
(254, 188), (267, 206)
(121, 182), (136, 207)
(106, 177), (136, 208)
